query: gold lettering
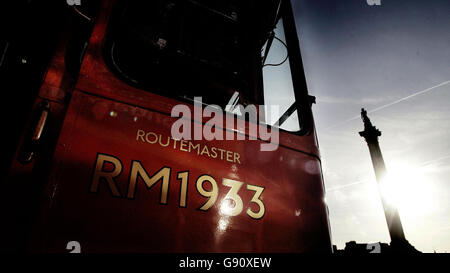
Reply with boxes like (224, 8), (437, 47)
(222, 178), (244, 216)
(246, 184), (265, 219)
(173, 139), (179, 149)
(127, 162), (170, 203)
(200, 145), (211, 157)
(177, 171), (189, 207)
(189, 142), (201, 155)
(196, 175), (218, 211)
(145, 132), (158, 144)
(158, 135), (170, 147)
(136, 130), (241, 165)
(234, 153), (241, 164)
(180, 140), (188, 152)
(91, 154), (122, 197)
(218, 148), (226, 160)
(226, 151), (233, 162)
(210, 147), (218, 158)
(136, 129), (145, 142)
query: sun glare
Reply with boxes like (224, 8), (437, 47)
(378, 163), (435, 217)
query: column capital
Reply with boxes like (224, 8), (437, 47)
(359, 108), (381, 141)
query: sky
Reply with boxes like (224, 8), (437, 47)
(291, 0), (450, 252)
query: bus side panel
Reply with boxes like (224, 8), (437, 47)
(30, 90), (331, 253)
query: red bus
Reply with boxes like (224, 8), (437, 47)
(0, 0), (332, 253)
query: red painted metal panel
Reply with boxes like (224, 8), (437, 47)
(31, 90), (331, 252)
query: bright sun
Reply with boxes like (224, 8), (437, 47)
(378, 162), (434, 218)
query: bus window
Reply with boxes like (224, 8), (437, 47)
(262, 18), (300, 132)
(104, 0), (254, 105)
(103, 0), (305, 132)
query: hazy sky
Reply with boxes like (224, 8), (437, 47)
(292, 0), (450, 252)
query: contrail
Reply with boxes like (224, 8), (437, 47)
(324, 80), (450, 131)
(326, 180), (369, 192)
(420, 155), (450, 167)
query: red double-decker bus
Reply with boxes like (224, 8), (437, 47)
(0, 0), (332, 253)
